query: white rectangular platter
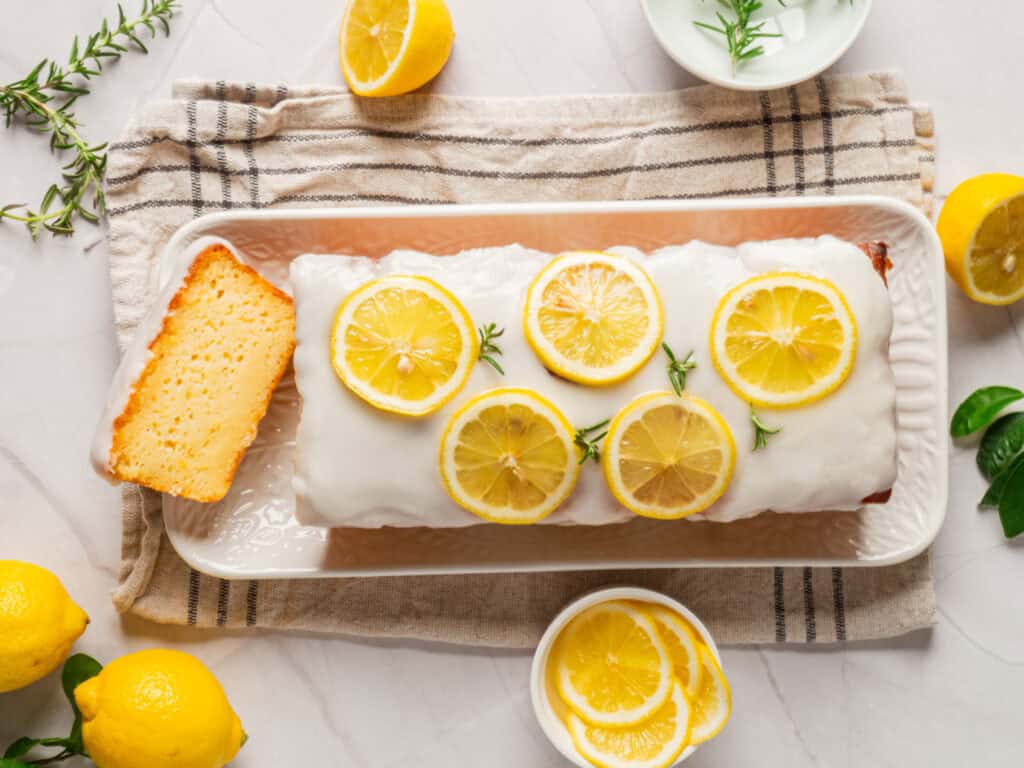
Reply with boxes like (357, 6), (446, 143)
(160, 197), (947, 579)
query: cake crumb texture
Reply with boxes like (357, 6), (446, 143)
(110, 245), (295, 502)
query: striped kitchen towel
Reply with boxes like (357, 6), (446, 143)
(104, 71), (936, 646)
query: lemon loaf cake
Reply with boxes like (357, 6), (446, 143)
(290, 237), (897, 528)
(92, 240), (295, 503)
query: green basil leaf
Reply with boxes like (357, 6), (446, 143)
(61, 653), (101, 754)
(977, 412), (1024, 478)
(951, 386), (1024, 437)
(62, 653), (101, 704)
(0, 759), (29, 767)
(980, 452), (1024, 508)
(3, 738), (38, 759)
(997, 458), (1024, 538)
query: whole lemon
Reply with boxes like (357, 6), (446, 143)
(74, 649), (245, 768)
(0, 560), (88, 693)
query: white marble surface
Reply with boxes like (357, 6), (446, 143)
(1, 1), (1023, 765)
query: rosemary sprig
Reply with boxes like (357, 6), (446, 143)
(574, 419), (610, 465)
(750, 405), (781, 451)
(662, 343), (696, 396)
(477, 323), (506, 374)
(694, 0), (782, 75)
(0, 1), (178, 237)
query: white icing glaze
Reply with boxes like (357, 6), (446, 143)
(291, 236), (897, 527)
(89, 236), (242, 481)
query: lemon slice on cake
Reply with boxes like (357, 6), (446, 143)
(339, 0), (455, 97)
(439, 388), (579, 524)
(568, 679), (692, 768)
(553, 600), (673, 727)
(524, 251), (664, 386)
(689, 644), (732, 745)
(331, 275), (476, 416)
(603, 392), (735, 520)
(937, 173), (1024, 305)
(645, 605), (703, 698)
(710, 272), (857, 408)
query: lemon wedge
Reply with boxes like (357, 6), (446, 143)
(645, 605), (703, 699)
(439, 387), (579, 524)
(524, 251), (663, 386)
(689, 644), (732, 745)
(553, 601), (673, 727)
(568, 680), (692, 768)
(331, 275), (476, 416)
(710, 272), (857, 408)
(339, 0), (455, 97)
(937, 173), (1024, 305)
(603, 392), (735, 520)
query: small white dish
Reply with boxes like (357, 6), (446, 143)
(530, 587), (723, 767)
(642, 0), (872, 91)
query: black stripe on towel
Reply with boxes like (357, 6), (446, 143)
(216, 579), (230, 627)
(245, 580), (258, 626)
(187, 569), (200, 625)
(802, 567), (817, 642)
(832, 567), (847, 641)
(788, 87), (806, 194)
(108, 105), (914, 152)
(773, 567), (786, 642)
(759, 93), (777, 195)
(186, 100), (202, 218)
(816, 77), (836, 193)
(243, 83), (261, 208)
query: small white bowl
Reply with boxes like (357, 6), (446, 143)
(642, 0), (872, 91)
(530, 587), (722, 767)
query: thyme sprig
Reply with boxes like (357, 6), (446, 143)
(662, 343), (696, 396)
(477, 323), (506, 374)
(0, 1), (178, 237)
(750, 405), (782, 451)
(574, 419), (610, 465)
(694, 0), (782, 76)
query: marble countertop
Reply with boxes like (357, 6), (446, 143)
(2, 1), (1023, 765)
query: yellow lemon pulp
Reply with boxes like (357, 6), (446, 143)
(688, 644), (732, 745)
(603, 392), (735, 520)
(937, 173), (1024, 305)
(74, 649), (245, 768)
(0, 560), (88, 693)
(524, 251), (664, 385)
(439, 387), (579, 524)
(331, 275), (476, 416)
(554, 601), (673, 727)
(710, 272), (857, 408)
(645, 605), (703, 698)
(339, 0), (454, 97)
(568, 680), (692, 768)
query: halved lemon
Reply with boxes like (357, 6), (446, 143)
(709, 272), (857, 408)
(603, 392), (735, 520)
(439, 388), (579, 524)
(339, 0), (455, 97)
(553, 601), (673, 728)
(568, 680), (692, 768)
(937, 173), (1024, 305)
(689, 644), (732, 745)
(523, 251), (664, 386)
(645, 605), (703, 699)
(331, 274), (476, 416)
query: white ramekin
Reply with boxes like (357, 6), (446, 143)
(530, 587), (722, 767)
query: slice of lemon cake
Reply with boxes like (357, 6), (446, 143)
(92, 240), (295, 503)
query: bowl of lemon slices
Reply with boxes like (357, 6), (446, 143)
(531, 587), (731, 768)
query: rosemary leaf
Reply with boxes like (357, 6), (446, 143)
(0, 0), (178, 238)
